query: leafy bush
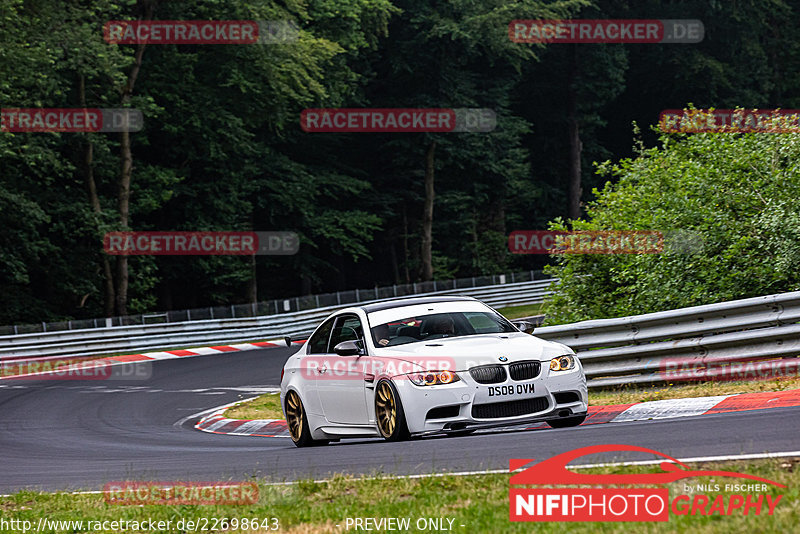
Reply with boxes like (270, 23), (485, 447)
(543, 127), (800, 325)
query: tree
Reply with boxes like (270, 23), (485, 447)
(358, 0), (587, 281)
(543, 123), (800, 325)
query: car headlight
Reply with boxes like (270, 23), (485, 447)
(549, 355), (576, 372)
(407, 370), (461, 386)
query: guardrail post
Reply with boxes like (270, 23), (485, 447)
(336, 292), (341, 305)
(252, 302), (257, 316)
(315, 295), (320, 307)
(355, 288), (360, 301)
(413, 282), (417, 293)
(188, 309), (192, 321)
(511, 272), (515, 283)
(393, 284), (397, 297)
(231, 305), (235, 318)
(210, 307), (214, 319)
(42, 322), (46, 332)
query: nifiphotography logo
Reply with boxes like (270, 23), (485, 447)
(510, 444), (785, 522)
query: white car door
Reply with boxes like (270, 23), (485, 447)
(300, 316), (336, 416)
(315, 314), (370, 424)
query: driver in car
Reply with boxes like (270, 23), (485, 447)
(372, 323), (391, 346)
(429, 316), (455, 336)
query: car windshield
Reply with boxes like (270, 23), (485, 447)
(370, 311), (517, 347)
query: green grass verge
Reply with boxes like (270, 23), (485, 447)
(496, 303), (543, 319)
(2, 458), (797, 533)
(225, 392), (283, 420)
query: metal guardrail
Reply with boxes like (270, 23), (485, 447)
(534, 291), (800, 388)
(1, 270), (549, 336)
(10, 277), (796, 391)
(0, 279), (555, 362)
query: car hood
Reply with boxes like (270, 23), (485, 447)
(374, 333), (573, 372)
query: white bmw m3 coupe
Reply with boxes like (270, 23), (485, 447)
(280, 296), (588, 447)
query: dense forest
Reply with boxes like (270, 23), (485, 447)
(2, 0), (799, 324)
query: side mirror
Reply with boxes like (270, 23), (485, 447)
(512, 321), (535, 334)
(284, 336), (293, 347)
(334, 340), (363, 356)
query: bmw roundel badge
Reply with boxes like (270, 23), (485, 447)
(498, 356), (508, 362)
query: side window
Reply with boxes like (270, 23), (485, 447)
(463, 312), (495, 334)
(329, 315), (364, 350)
(307, 318), (335, 354)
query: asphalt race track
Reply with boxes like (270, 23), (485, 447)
(1, 347), (799, 493)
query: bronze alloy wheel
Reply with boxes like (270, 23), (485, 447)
(374, 380), (410, 441)
(285, 390), (304, 442)
(375, 381), (397, 437)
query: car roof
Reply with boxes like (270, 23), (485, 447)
(358, 295), (478, 313)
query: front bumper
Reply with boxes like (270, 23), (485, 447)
(393, 361), (588, 435)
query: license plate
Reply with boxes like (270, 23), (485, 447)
(486, 383), (535, 398)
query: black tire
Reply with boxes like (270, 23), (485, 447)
(285, 390), (323, 447)
(374, 380), (410, 441)
(546, 414), (587, 428)
(446, 429), (476, 437)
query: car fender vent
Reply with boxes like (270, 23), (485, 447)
(554, 391), (581, 404)
(426, 405), (461, 420)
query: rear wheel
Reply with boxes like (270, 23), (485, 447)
(546, 414), (586, 428)
(375, 380), (410, 441)
(285, 390), (324, 447)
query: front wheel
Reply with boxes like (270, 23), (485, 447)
(546, 414), (587, 428)
(285, 390), (327, 447)
(446, 429), (476, 437)
(375, 380), (410, 441)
